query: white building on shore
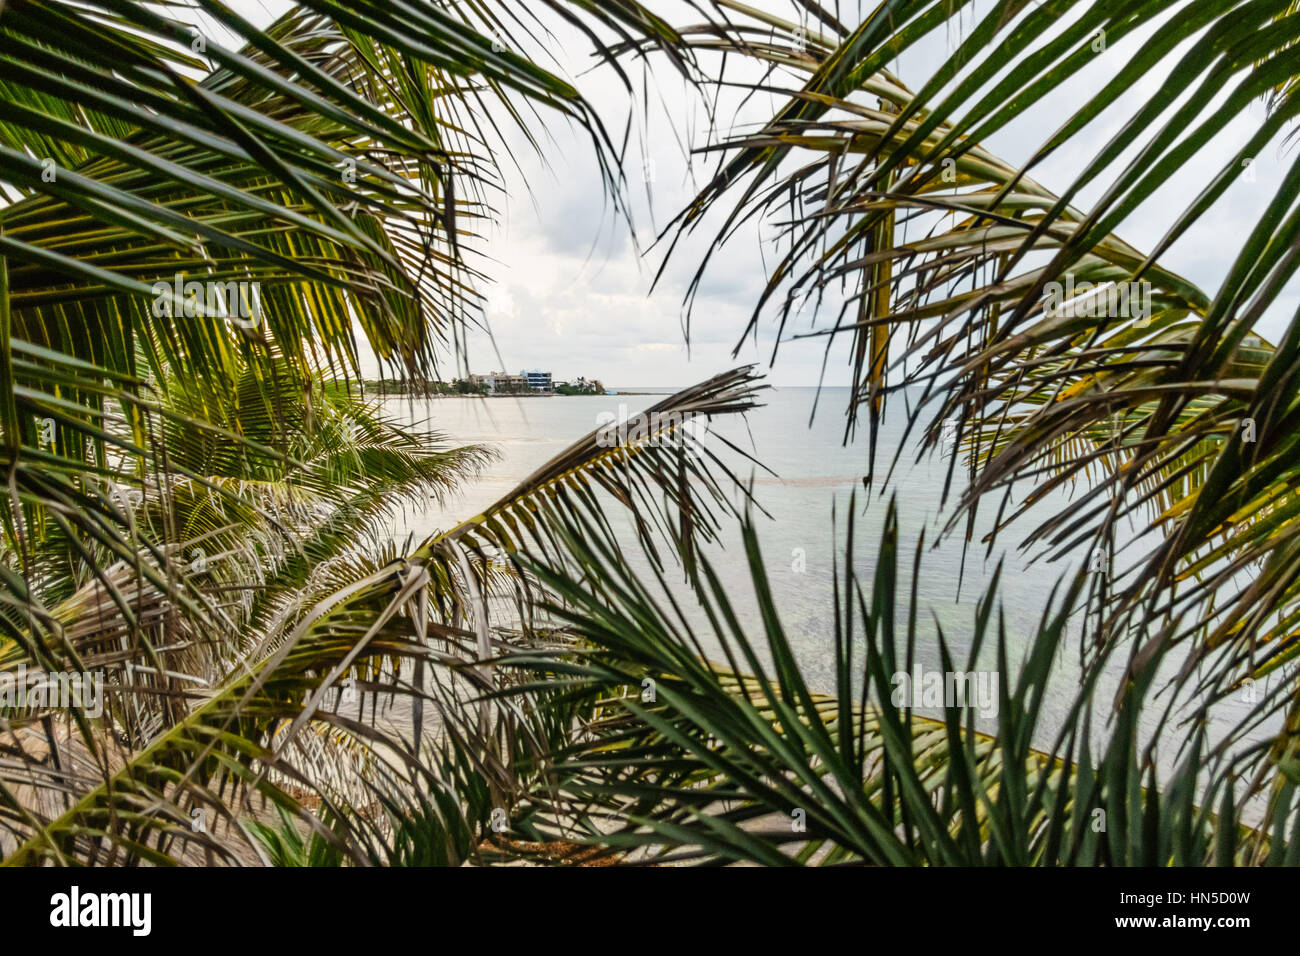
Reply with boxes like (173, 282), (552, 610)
(470, 369), (553, 394)
(521, 369), (553, 391)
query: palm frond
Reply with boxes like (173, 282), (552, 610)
(496, 496), (1289, 865)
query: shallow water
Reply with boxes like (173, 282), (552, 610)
(377, 386), (1274, 771)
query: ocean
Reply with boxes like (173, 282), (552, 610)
(380, 385), (1272, 766)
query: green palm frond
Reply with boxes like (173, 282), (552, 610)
(0, 366), (764, 864)
(494, 496), (1289, 866)
(644, 1), (1300, 732)
(5, 0), (1299, 872)
(0, 0), (727, 866)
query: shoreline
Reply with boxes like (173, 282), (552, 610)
(365, 390), (660, 398)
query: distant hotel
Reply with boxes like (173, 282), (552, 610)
(522, 369), (553, 390)
(470, 369), (553, 394)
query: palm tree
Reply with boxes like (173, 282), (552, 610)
(494, 0), (1300, 864)
(0, 0), (768, 865)
(4, 0), (1299, 867)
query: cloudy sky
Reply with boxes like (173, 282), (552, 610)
(226, 1), (1298, 389)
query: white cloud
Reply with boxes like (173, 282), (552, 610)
(221, 1), (1300, 380)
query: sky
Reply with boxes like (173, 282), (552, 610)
(220, 0), (1299, 389)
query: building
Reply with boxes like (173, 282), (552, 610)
(470, 371), (529, 394)
(467, 369), (553, 394)
(521, 369), (553, 391)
